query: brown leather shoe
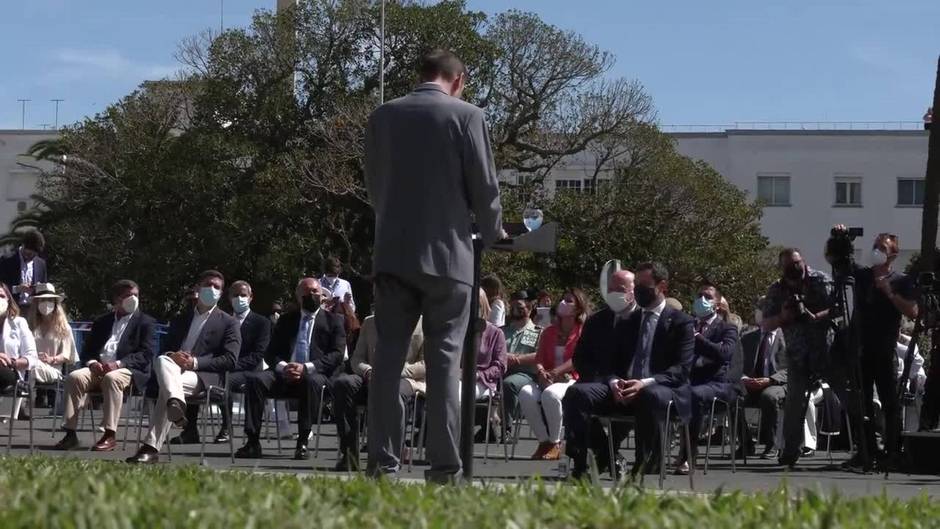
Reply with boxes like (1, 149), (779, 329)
(530, 442), (551, 460)
(541, 442), (563, 461)
(92, 434), (117, 452)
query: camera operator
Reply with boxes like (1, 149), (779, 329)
(760, 248), (834, 468)
(829, 226), (918, 468)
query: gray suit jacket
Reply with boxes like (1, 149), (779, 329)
(365, 83), (503, 286)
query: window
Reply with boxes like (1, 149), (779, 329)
(897, 178), (925, 206)
(756, 175), (790, 206)
(582, 178), (609, 194)
(555, 179), (582, 193)
(834, 177), (862, 207)
(16, 202), (26, 213)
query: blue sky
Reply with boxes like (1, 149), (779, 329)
(2, 0), (938, 130)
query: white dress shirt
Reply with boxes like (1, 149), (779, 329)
(629, 298), (665, 386)
(2, 316), (38, 377)
(319, 276), (355, 311)
(96, 311), (134, 365)
(16, 250), (33, 305)
(182, 306), (216, 353)
(235, 309), (250, 328)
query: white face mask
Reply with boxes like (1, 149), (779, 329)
(38, 301), (56, 316)
(199, 286), (222, 307)
(604, 291), (632, 314)
(231, 295), (251, 314)
(871, 249), (888, 267)
(556, 300), (575, 318)
(121, 295), (139, 314)
(0, 298), (8, 316)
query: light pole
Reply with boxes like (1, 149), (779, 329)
(379, 0), (385, 105)
(50, 99), (64, 130)
(16, 99), (30, 130)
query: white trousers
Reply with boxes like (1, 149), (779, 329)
(144, 356), (203, 450)
(803, 387), (825, 450)
(518, 381), (574, 443)
(457, 381), (491, 402)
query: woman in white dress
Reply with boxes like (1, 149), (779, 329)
(0, 283), (38, 420)
(27, 283), (78, 385)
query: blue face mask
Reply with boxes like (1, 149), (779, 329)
(199, 286), (222, 307)
(692, 296), (715, 319)
(231, 296), (250, 314)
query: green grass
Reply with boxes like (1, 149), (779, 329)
(0, 457), (936, 528)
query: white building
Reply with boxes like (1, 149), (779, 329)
(531, 125), (929, 272)
(0, 130), (59, 233)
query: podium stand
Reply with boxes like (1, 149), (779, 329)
(460, 222), (557, 481)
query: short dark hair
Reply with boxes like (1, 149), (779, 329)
(778, 248), (801, 265)
(229, 280), (252, 295)
(110, 279), (139, 301)
(636, 262), (669, 284)
(21, 230), (44, 253)
(699, 280), (721, 298)
(481, 274), (503, 297)
(198, 269), (225, 285)
(418, 49), (466, 82)
(325, 257), (342, 273)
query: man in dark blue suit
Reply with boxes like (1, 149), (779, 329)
(0, 229), (48, 311)
(235, 277), (346, 460)
(563, 262), (694, 478)
(170, 280), (271, 445)
(126, 270), (240, 464)
(676, 282), (740, 474)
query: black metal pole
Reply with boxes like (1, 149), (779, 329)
(460, 237), (484, 481)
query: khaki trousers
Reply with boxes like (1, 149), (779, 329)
(63, 367), (133, 432)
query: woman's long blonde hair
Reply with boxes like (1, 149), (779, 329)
(28, 300), (71, 339)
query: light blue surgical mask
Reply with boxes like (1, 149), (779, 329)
(692, 296), (715, 319)
(199, 286), (222, 307)
(231, 295), (250, 314)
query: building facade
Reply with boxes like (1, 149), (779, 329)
(0, 130), (59, 234)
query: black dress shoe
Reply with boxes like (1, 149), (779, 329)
(169, 430), (201, 445)
(760, 447), (779, 460)
(234, 442), (262, 459)
(53, 432), (80, 451)
(126, 446), (159, 464)
(214, 430), (231, 444)
(294, 444), (310, 461)
(166, 398), (188, 429)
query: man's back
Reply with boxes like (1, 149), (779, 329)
(365, 83), (502, 286)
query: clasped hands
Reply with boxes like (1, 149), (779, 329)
(283, 362), (306, 383)
(608, 378), (648, 404)
(167, 351), (195, 371)
(742, 377), (772, 392)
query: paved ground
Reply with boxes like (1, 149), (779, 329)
(4, 405), (939, 499)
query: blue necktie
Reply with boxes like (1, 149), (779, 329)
(292, 313), (314, 363)
(632, 311), (656, 379)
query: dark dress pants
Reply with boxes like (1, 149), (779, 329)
(243, 369), (329, 442)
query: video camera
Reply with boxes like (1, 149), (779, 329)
(916, 271), (940, 330)
(826, 226), (864, 279)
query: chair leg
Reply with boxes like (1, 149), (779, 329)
(50, 385), (61, 437)
(7, 395), (14, 455)
(483, 395), (493, 464)
(314, 385), (326, 459)
(730, 402), (738, 473)
(660, 405), (672, 490)
(511, 413), (522, 460)
(273, 400), (283, 455)
(685, 423), (695, 490)
(407, 400), (417, 472)
(605, 419), (617, 480)
(200, 399), (208, 462)
(844, 410), (854, 455)
(28, 388), (34, 454)
(500, 398), (509, 463)
(89, 405), (97, 445)
(704, 398), (717, 475)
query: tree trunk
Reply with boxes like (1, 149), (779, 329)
(920, 56), (940, 272)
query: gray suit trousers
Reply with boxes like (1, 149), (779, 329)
(367, 272), (471, 480)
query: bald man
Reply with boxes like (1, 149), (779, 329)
(235, 278), (346, 460)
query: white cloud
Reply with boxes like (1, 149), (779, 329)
(46, 48), (178, 83)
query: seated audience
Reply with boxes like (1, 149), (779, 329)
(126, 270), (240, 464)
(563, 262), (694, 478)
(501, 291), (543, 431)
(0, 285), (37, 406)
(171, 280), (271, 445)
(235, 277), (345, 460)
(737, 300), (788, 460)
(463, 288), (507, 402)
(518, 288), (589, 460)
(55, 280), (156, 451)
(676, 282), (739, 474)
(482, 274), (506, 327)
(574, 271), (636, 383)
(332, 314), (424, 471)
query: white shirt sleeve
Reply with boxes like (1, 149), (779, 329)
(17, 318), (38, 371)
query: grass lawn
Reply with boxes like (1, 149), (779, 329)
(0, 457), (936, 528)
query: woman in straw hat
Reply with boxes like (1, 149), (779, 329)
(28, 283), (78, 385)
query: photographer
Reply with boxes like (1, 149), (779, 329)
(829, 226), (918, 468)
(760, 248), (834, 467)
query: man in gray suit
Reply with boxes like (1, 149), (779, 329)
(364, 49), (504, 482)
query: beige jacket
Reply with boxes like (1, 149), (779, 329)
(352, 315), (426, 393)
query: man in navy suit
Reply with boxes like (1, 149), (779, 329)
(0, 229), (48, 311)
(54, 280), (156, 451)
(676, 282), (740, 474)
(126, 270), (240, 464)
(235, 277), (346, 460)
(170, 280), (271, 445)
(563, 262), (694, 478)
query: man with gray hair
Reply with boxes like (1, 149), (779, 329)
(364, 49), (504, 482)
